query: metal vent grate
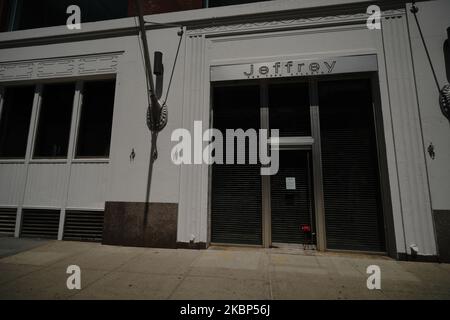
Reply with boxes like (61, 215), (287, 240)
(211, 84), (263, 245)
(211, 164), (263, 245)
(20, 209), (60, 239)
(63, 210), (104, 242)
(0, 208), (17, 236)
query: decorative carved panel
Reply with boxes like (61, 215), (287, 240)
(0, 52), (122, 82)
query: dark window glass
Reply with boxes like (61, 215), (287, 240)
(269, 82), (311, 137)
(128, 0), (202, 16)
(13, 0), (128, 30)
(207, 0), (269, 7)
(75, 80), (115, 158)
(0, 0), (12, 31)
(0, 85), (35, 158)
(33, 83), (75, 158)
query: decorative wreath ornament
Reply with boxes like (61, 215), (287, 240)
(439, 84), (450, 121)
(146, 93), (168, 132)
(146, 102), (168, 132)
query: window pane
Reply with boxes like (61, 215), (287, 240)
(33, 83), (75, 158)
(15, 0), (128, 30)
(0, 86), (35, 158)
(269, 82), (311, 137)
(75, 80), (115, 158)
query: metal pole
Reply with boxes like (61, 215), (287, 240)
(134, 0), (156, 94)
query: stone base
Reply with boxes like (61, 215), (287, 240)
(433, 210), (450, 263)
(103, 202), (178, 248)
(397, 253), (439, 263)
(176, 241), (207, 250)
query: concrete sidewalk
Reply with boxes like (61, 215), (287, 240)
(0, 239), (449, 300)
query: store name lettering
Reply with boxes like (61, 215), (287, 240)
(243, 60), (337, 78)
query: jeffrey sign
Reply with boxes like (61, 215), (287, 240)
(243, 60), (336, 78)
(210, 55), (378, 82)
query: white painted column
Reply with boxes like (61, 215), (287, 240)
(381, 13), (436, 256)
(177, 34), (210, 244)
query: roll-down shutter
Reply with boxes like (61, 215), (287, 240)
(211, 84), (262, 245)
(319, 79), (386, 252)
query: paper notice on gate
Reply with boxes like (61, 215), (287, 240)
(286, 177), (296, 190)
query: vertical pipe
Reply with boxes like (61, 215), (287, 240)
(260, 80), (271, 248)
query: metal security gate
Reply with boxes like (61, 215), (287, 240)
(318, 79), (386, 252)
(211, 164), (263, 245)
(271, 150), (314, 244)
(210, 73), (391, 253)
(211, 84), (263, 245)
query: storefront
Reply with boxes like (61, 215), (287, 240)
(209, 56), (391, 253)
(0, 0), (448, 262)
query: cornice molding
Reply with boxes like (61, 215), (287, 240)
(0, 1), (408, 49)
(187, 9), (406, 37)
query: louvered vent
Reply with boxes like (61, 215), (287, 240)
(20, 209), (60, 239)
(0, 208), (17, 236)
(63, 211), (104, 242)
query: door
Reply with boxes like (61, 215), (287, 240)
(211, 84), (263, 245)
(271, 149), (315, 245)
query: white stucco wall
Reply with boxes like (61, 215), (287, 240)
(406, 0), (450, 211)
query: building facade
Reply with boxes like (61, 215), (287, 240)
(0, 0), (449, 262)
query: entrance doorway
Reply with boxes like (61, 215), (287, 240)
(271, 150), (315, 246)
(210, 75), (389, 253)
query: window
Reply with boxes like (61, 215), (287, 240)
(2, 0), (271, 31)
(75, 80), (115, 158)
(0, 85), (35, 158)
(10, 0), (128, 30)
(33, 83), (75, 158)
(206, 0), (270, 8)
